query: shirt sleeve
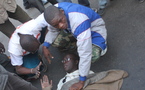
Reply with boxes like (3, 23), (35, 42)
(10, 53), (23, 66)
(44, 26), (60, 47)
(68, 12), (92, 80)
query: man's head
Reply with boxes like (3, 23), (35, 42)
(44, 5), (68, 29)
(62, 53), (79, 73)
(18, 33), (40, 53)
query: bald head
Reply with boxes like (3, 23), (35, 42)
(44, 5), (61, 24)
(18, 33), (40, 53)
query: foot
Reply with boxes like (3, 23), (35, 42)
(97, 8), (105, 16)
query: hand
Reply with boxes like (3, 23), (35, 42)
(42, 46), (54, 64)
(0, 42), (5, 54)
(69, 81), (85, 90)
(40, 75), (52, 89)
(31, 62), (42, 78)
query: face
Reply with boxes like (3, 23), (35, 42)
(51, 10), (68, 29)
(62, 54), (78, 73)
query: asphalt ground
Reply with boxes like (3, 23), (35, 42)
(1, 0), (145, 90)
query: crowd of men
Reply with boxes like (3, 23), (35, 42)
(0, 0), (142, 90)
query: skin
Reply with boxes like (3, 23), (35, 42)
(40, 75), (52, 89)
(43, 8), (85, 89)
(15, 34), (41, 77)
(43, 9), (67, 64)
(63, 54), (85, 90)
(41, 53), (79, 89)
(50, 10), (68, 30)
(63, 54), (78, 73)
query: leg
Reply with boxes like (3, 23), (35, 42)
(0, 19), (15, 38)
(27, 0), (45, 13)
(0, 54), (15, 73)
(6, 72), (38, 90)
(8, 5), (31, 23)
(52, 30), (76, 52)
(78, 0), (90, 7)
(57, 0), (72, 3)
(98, 0), (108, 9)
(47, 0), (58, 5)
(91, 44), (101, 63)
(97, 0), (108, 16)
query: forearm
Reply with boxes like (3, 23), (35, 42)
(15, 66), (33, 75)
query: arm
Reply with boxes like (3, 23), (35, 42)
(69, 29), (92, 90)
(68, 12), (92, 90)
(43, 26), (60, 64)
(15, 63), (41, 75)
(10, 53), (41, 77)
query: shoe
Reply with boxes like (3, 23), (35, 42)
(97, 8), (105, 16)
(91, 8), (98, 13)
(138, 0), (145, 3)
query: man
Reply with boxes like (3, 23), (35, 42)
(43, 2), (107, 89)
(0, 0), (31, 38)
(57, 53), (94, 90)
(8, 13), (58, 80)
(41, 53), (128, 90)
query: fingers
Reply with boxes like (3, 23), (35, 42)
(40, 79), (43, 87)
(50, 80), (52, 86)
(48, 52), (54, 59)
(45, 57), (51, 64)
(44, 75), (49, 82)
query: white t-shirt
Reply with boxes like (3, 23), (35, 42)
(8, 13), (58, 66)
(57, 70), (94, 90)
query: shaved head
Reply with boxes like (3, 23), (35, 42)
(18, 34), (40, 53)
(44, 5), (60, 24)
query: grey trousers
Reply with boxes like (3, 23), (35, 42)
(0, 65), (38, 90)
(0, 5), (31, 38)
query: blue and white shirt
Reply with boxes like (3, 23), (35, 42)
(46, 2), (107, 81)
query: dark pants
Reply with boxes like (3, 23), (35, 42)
(23, 0), (58, 13)
(0, 65), (38, 90)
(78, 0), (90, 7)
(0, 54), (15, 73)
(0, 5), (31, 38)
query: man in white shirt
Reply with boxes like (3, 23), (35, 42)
(57, 53), (94, 90)
(8, 13), (59, 80)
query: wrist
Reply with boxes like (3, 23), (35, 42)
(31, 68), (34, 74)
(79, 75), (86, 81)
(43, 42), (50, 48)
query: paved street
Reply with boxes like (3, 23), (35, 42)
(1, 0), (145, 90)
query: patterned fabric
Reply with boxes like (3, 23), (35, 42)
(52, 30), (77, 52)
(91, 45), (101, 63)
(52, 30), (101, 63)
